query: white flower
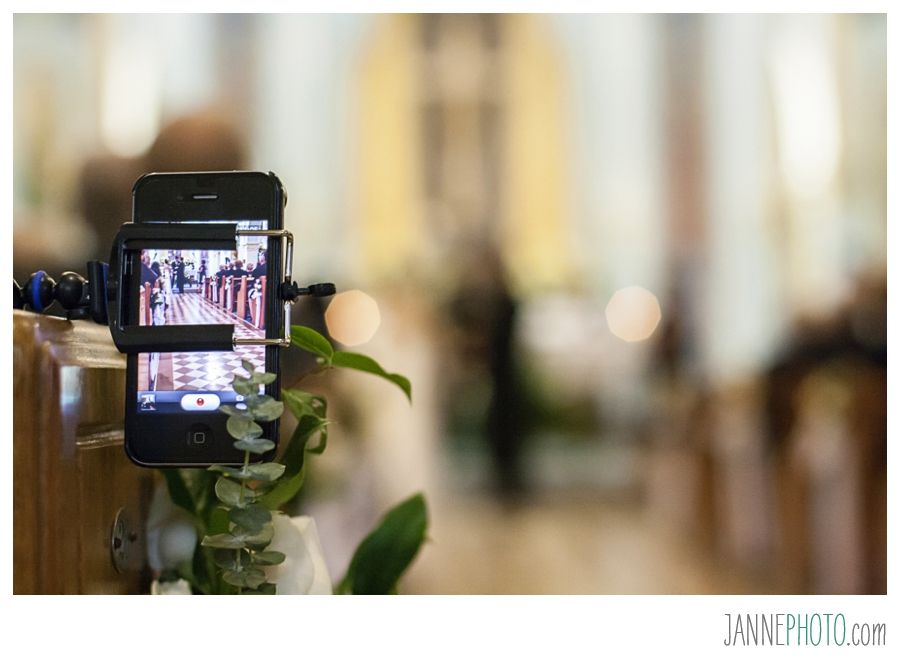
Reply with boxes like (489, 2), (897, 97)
(150, 578), (192, 595)
(264, 514), (333, 595)
(148, 481), (332, 595)
(146, 483), (197, 573)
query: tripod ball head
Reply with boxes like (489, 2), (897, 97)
(23, 270), (56, 313)
(18, 269), (92, 320)
(56, 271), (90, 318)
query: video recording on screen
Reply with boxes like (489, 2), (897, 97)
(136, 220), (268, 413)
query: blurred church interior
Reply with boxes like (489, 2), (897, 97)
(13, 13), (886, 594)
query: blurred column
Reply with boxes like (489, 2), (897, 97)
(836, 15), (886, 277)
(157, 15), (216, 120)
(14, 15), (132, 277)
(14, 15), (103, 207)
(701, 14), (779, 385)
(661, 16), (706, 377)
(304, 16), (442, 585)
(419, 15), (503, 272)
(97, 15), (163, 158)
(251, 14), (372, 281)
(554, 14), (666, 423)
(768, 15), (846, 317)
(499, 15), (573, 294)
(555, 14), (665, 297)
(351, 15), (424, 283)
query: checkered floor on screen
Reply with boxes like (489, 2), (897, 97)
(165, 292), (265, 391)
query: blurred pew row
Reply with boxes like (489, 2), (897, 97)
(644, 290), (886, 594)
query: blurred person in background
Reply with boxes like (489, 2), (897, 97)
(14, 111), (249, 292)
(445, 242), (528, 500)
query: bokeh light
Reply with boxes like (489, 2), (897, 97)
(604, 286), (662, 342)
(324, 289), (382, 346)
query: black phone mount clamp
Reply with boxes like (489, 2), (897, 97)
(15, 222), (335, 355)
(108, 222), (334, 354)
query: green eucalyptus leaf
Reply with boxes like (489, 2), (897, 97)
(241, 359), (256, 374)
(229, 503), (272, 533)
(208, 465), (252, 480)
(226, 414), (251, 439)
(251, 372), (278, 385)
(331, 351), (412, 403)
(245, 542), (274, 553)
(234, 437), (276, 455)
(252, 398), (284, 422)
(247, 462), (286, 482)
(337, 492), (428, 595)
(226, 415), (263, 441)
(213, 548), (250, 570)
(201, 533), (245, 550)
(291, 325), (334, 361)
(245, 420), (265, 438)
(243, 582), (277, 595)
(222, 570), (245, 588)
(240, 522), (275, 548)
(251, 550), (286, 566)
(243, 568), (268, 589)
(241, 392), (261, 408)
(230, 523), (257, 540)
(214, 477), (243, 507)
(232, 378), (257, 397)
(222, 568), (266, 589)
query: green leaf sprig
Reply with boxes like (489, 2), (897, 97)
(162, 326), (427, 595)
(199, 359), (285, 594)
(291, 326), (411, 402)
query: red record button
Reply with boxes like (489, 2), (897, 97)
(180, 394), (221, 411)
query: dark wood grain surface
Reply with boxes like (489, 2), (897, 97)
(13, 310), (155, 594)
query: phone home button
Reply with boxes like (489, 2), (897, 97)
(188, 423), (213, 447)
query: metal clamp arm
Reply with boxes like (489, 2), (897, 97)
(107, 223), (294, 354)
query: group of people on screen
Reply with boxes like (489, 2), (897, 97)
(139, 249), (267, 325)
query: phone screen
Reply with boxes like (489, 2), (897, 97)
(136, 219), (268, 415)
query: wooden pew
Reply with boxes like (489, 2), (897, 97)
(13, 310), (155, 594)
(236, 276), (248, 322)
(139, 284), (147, 326)
(250, 279), (260, 328)
(222, 276), (234, 312)
(256, 276), (266, 330)
(775, 362), (887, 594)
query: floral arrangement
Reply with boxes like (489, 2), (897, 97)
(150, 326), (428, 595)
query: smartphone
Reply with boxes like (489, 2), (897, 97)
(124, 171), (286, 466)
